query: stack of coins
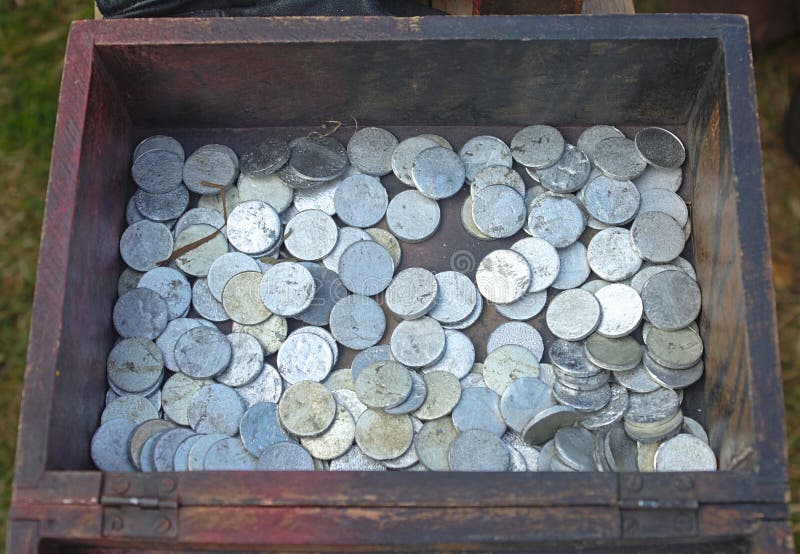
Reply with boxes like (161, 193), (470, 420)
(91, 125), (716, 473)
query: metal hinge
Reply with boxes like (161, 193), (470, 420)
(100, 474), (179, 539)
(618, 473), (700, 539)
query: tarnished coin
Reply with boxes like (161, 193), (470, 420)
(582, 175), (640, 225)
(134, 135), (185, 162)
(546, 289), (601, 341)
(276, 331), (333, 383)
(483, 345), (540, 396)
(91, 418), (137, 472)
(577, 125), (624, 162)
(549, 339), (601, 379)
(331, 446), (387, 471)
(183, 144), (238, 195)
(472, 165), (526, 197)
(201, 437), (256, 470)
(428, 271), (477, 325)
(137, 267), (191, 320)
(499, 377), (554, 434)
(133, 186), (189, 222)
(641, 269), (701, 330)
(452, 385), (506, 436)
(279, 381), (336, 437)
(461, 196), (492, 241)
(630, 211), (685, 263)
(472, 185), (526, 239)
(128, 419), (176, 470)
(197, 184), (241, 215)
(635, 127), (686, 169)
(476, 250), (531, 304)
(604, 424), (639, 471)
(551, 242), (590, 290)
(526, 193), (586, 248)
(412, 146), (466, 200)
(238, 173), (294, 213)
(587, 227), (642, 282)
(510, 125), (564, 169)
(593, 137), (647, 180)
(240, 138), (290, 177)
(233, 316), (287, 356)
(391, 316), (446, 368)
(423, 330), (475, 379)
(294, 263), (348, 326)
(416, 417), (459, 470)
(494, 290), (547, 321)
(118, 267), (144, 297)
(594, 284), (643, 338)
(354, 361), (413, 410)
(462, 373), (486, 389)
(334, 174), (388, 227)
(638, 188), (689, 227)
(503, 431), (541, 471)
(132, 147), (184, 194)
(614, 363), (661, 393)
(643, 352), (704, 390)
(654, 434), (716, 471)
(534, 144), (591, 193)
(187, 383), (245, 436)
(289, 136), (348, 182)
(101, 395), (159, 425)
(449, 429), (510, 471)
(392, 136), (439, 185)
(444, 292), (484, 330)
(386, 189), (441, 243)
(161, 373), (210, 426)
(153, 428), (196, 472)
(347, 127), (398, 176)
(385, 371), (428, 415)
(113, 288), (169, 340)
(626, 388), (681, 424)
(670, 256), (697, 280)
(107, 337), (163, 394)
(645, 326), (703, 369)
(522, 405), (579, 445)
(486, 322), (544, 361)
(257, 441), (315, 470)
(333, 389), (368, 420)
(629, 264), (680, 295)
(191, 279), (229, 322)
(386, 267), (438, 320)
(222, 271), (272, 326)
(459, 135), (513, 181)
(365, 227), (402, 269)
(236, 363), (283, 408)
(329, 294), (386, 350)
(510, 237), (560, 292)
(355, 410), (414, 460)
(284, 209), (338, 260)
(322, 226), (371, 273)
(301, 405), (356, 460)
(553, 427), (595, 471)
(239, 402), (290, 456)
(413, 371), (462, 420)
(351, 345), (395, 382)
(338, 241), (394, 296)
(173, 224), (229, 277)
(277, 164), (320, 190)
(258, 262), (315, 317)
(174, 326), (232, 379)
(174, 207), (226, 240)
(683, 417), (710, 444)
(207, 252), (261, 302)
(293, 177), (338, 215)
(580, 383), (629, 431)
(553, 381), (612, 413)
(584, 334), (642, 371)
(625, 409), (684, 444)
(186, 433), (227, 471)
(215, 332), (263, 387)
(635, 165), (683, 193)
(382, 417), (424, 468)
(538, 363), (557, 386)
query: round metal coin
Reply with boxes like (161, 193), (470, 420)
(289, 136), (348, 182)
(452, 385), (506, 436)
(459, 135), (512, 181)
(107, 337), (163, 394)
(486, 322), (544, 361)
(329, 294), (386, 350)
(279, 381), (336, 437)
(113, 288), (169, 340)
(635, 127), (686, 169)
(593, 136), (647, 180)
(475, 250), (530, 305)
(334, 174), (388, 227)
(594, 284), (643, 338)
(187, 383), (245, 435)
(120, 220), (173, 272)
(584, 333), (643, 372)
(239, 402), (290, 456)
(91, 418), (137, 472)
(471, 185), (526, 239)
(347, 127), (398, 176)
(526, 193), (586, 248)
(551, 242), (590, 290)
(391, 317), (446, 368)
(391, 135), (439, 185)
(386, 267), (438, 320)
(534, 144), (591, 193)
(546, 289), (601, 341)
(174, 326), (232, 379)
(240, 138), (290, 177)
(258, 262), (316, 316)
(582, 175), (640, 225)
(354, 361), (413, 410)
(301, 405), (356, 460)
(577, 125), (624, 162)
(499, 376), (555, 434)
(423, 330), (475, 379)
(654, 434), (716, 471)
(355, 410), (414, 460)
(521, 405), (579, 445)
(641, 269), (701, 330)
(257, 441), (315, 470)
(413, 371), (462, 420)
(284, 209), (338, 260)
(483, 345), (540, 396)
(386, 189), (440, 243)
(510, 125), (564, 169)
(448, 429), (510, 471)
(587, 227), (642, 282)
(173, 224), (229, 278)
(207, 252), (261, 302)
(337, 241), (394, 296)
(428, 271), (478, 325)
(161, 373), (210, 426)
(276, 331), (333, 383)
(222, 271), (272, 325)
(411, 146), (465, 199)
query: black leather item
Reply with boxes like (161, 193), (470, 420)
(98, 0), (443, 18)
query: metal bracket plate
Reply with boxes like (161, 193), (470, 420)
(619, 473), (700, 539)
(100, 474), (178, 539)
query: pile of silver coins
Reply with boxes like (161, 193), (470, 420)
(91, 124), (717, 473)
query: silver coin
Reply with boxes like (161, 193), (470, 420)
(173, 224), (229, 278)
(526, 193), (585, 248)
(510, 237), (560, 293)
(448, 429), (509, 471)
(683, 417), (709, 444)
(494, 290), (547, 321)
(215, 333), (263, 387)
(133, 185), (189, 223)
(580, 383), (628, 431)
(128, 419), (175, 470)
(548, 339), (601, 379)
(382, 417), (424, 468)
(277, 164), (320, 190)
(238, 172), (294, 213)
(635, 127), (686, 169)
(460, 196), (492, 241)
(222, 271), (272, 325)
(594, 283), (643, 338)
(423, 330), (475, 379)
(459, 135), (512, 181)
(587, 228), (642, 282)
(190, 280), (229, 323)
(411, 146), (465, 199)
(238, 402), (290, 457)
(91, 418), (137, 472)
(351, 345), (395, 382)
(322, 366), (353, 391)
(134, 135), (185, 162)
(257, 441), (315, 470)
(499, 377), (554, 434)
(331, 445), (387, 471)
(654, 434), (716, 471)
(413, 371), (462, 421)
(419, 134), (452, 150)
(258, 262), (316, 317)
(107, 337), (163, 394)
(337, 241), (394, 296)
(584, 334), (642, 372)
(452, 385), (506, 436)
(137, 267), (191, 320)
(239, 138), (290, 177)
(521, 405), (578, 446)
(502, 431), (541, 471)
(538, 363), (557, 386)
(645, 326), (703, 370)
(293, 326), (339, 370)
(279, 380), (336, 437)
(334, 174), (388, 227)
(471, 185), (526, 239)
(346, 127), (398, 176)
(203, 437), (257, 470)
(534, 144), (591, 193)
(174, 326), (231, 379)
(546, 289), (601, 341)
(593, 137), (647, 180)
(391, 316), (446, 368)
(551, 242), (590, 290)
(483, 344), (540, 396)
(174, 208), (226, 242)
(225, 200), (281, 256)
(101, 395), (158, 425)
(641, 269), (701, 330)
(207, 252), (261, 302)
(132, 148), (184, 194)
(580, 279), (611, 294)
(139, 431), (166, 471)
(197, 184), (241, 215)
(183, 145), (238, 195)
(284, 209), (338, 260)
(603, 424), (639, 471)
(354, 361), (413, 410)
(185, 433), (227, 471)
(391, 136), (439, 185)
(276, 332), (333, 384)
(120, 220), (174, 272)
(670, 256), (697, 280)
(625, 410), (684, 444)
(416, 417), (459, 470)
(554, 367), (610, 391)
(630, 211), (685, 263)
(581, 175), (640, 225)
(553, 427), (595, 471)
(553, 381), (612, 412)
(629, 264), (680, 295)
(117, 267), (144, 298)
(510, 125), (564, 169)
(289, 136), (348, 182)
(355, 409), (414, 460)
(236, 363), (283, 408)
(329, 294), (386, 350)
(614, 363), (661, 393)
(626, 388), (680, 424)
(486, 322), (544, 361)
(638, 188), (689, 227)
(643, 352), (703, 390)
(385, 372), (428, 415)
(153, 428), (196, 472)
(386, 267), (438, 320)
(113, 288), (169, 340)
(524, 183), (547, 206)
(475, 250), (530, 305)
(365, 227), (402, 269)
(232, 315), (287, 357)
(443, 292), (484, 330)
(386, 189), (441, 243)
(576, 125), (624, 162)
(187, 383), (245, 436)
(471, 165), (525, 197)
(333, 388), (368, 420)
(322, 226), (371, 272)
(635, 165), (682, 193)
(428, 271), (477, 324)
(294, 262), (348, 326)
(161, 373), (210, 426)
(301, 405), (356, 460)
